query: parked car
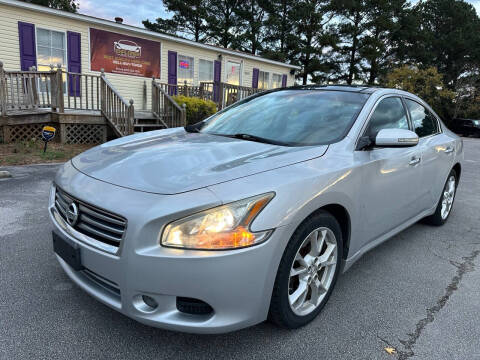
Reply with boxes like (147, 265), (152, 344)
(451, 118), (480, 137)
(49, 86), (463, 334)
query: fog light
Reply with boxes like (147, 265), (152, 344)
(133, 294), (158, 313)
(142, 295), (158, 309)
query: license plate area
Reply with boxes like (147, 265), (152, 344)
(52, 232), (84, 271)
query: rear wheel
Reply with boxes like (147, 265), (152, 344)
(269, 211), (343, 329)
(424, 169), (457, 226)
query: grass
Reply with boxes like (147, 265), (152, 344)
(0, 138), (94, 166)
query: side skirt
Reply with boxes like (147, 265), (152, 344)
(342, 206), (437, 273)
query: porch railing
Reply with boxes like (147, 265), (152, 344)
(100, 71), (134, 136)
(0, 62), (54, 114)
(157, 80), (262, 110)
(152, 79), (186, 128)
(0, 62), (133, 136)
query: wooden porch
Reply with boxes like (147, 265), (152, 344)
(0, 61), (261, 144)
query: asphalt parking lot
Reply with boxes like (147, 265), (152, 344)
(1, 138), (479, 360)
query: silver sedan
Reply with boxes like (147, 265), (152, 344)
(49, 86), (463, 333)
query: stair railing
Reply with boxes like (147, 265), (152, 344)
(100, 69), (134, 136)
(152, 79), (186, 128)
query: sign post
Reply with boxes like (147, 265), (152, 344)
(41, 126), (56, 153)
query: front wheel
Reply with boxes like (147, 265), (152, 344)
(269, 211), (343, 329)
(424, 169), (457, 226)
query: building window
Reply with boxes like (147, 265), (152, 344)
(258, 71), (270, 90)
(36, 28), (67, 92)
(226, 60), (241, 85)
(199, 59), (214, 82)
(272, 73), (282, 89)
(178, 55), (194, 85)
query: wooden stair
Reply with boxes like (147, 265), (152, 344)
(134, 110), (167, 133)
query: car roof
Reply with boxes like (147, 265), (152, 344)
(286, 84), (380, 94)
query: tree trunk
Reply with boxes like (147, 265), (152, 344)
(347, 12), (360, 85)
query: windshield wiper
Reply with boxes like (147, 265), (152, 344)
(228, 133), (292, 146)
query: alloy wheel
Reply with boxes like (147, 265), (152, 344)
(441, 175), (456, 220)
(288, 227), (338, 316)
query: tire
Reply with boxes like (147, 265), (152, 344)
(423, 169), (457, 226)
(269, 210), (343, 329)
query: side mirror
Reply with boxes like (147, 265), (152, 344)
(375, 129), (419, 147)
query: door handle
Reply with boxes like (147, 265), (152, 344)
(444, 147), (454, 154)
(409, 157), (421, 166)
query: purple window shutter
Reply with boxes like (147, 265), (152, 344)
(252, 68), (259, 89)
(67, 31), (81, 97)
(18, 22), (37, 71)
(282, 74), (288, 87)
(213, 60), (221, 102)
(167, 51), (177, 95)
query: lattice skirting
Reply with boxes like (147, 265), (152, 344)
(2, 123), (58, 143)
(63, 124), (106, 144)
(2, 123), (106, 144)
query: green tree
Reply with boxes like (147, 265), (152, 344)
(235, 0), (268, 54)
(142, 0), (209, 42)
(333, 0), (370, 84)
(359, 0), (408, 85)
(206, 0), (244, 48)
(261, 0), (296, 62)
(289, 0), (337, 85)
(22, 0), (78, 12)
(405, 0), (480, 89)
(385, 66), (455, 121)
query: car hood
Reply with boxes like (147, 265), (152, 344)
(71, 128), (328, 194)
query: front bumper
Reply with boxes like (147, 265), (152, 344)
(49, 162), (292, 334)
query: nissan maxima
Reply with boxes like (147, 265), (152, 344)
(49, 86), (463, 333)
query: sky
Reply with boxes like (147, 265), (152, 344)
(78, 0), (168, 27)
(78, 0), (480, 28)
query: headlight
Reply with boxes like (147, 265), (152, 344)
(161, 193), (275, 250)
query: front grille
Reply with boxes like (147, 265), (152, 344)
(54, 187), (126, 249)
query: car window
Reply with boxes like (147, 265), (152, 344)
(405, 99), (439, 137)
(200, 90), (369, 146)
(366, 97), (409, 138)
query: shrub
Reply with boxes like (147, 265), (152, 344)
(173, 95), (217, 125)
(384, 66), (455, 124)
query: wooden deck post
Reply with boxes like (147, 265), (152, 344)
(181, 103), (186, 126)
(56, 64), (64, 113)
(142, 80), (147, 110)
(0, 61), (6, 116)
(100, 69), (105, 113)
(50, 64), (57, 111)
(151, 77), (156, 115)
(128, 99), (134, 134)
(29, 66), (39, 108)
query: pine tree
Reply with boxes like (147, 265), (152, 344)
(143, 0), (209, 42)
(357, 0), (408, 84)
(289, 0), (337, 84)
(206, 0), (244, 48)
(235, 0), (268, 54)
(261, 0), (296, 62)
(22, 0), (78, 12)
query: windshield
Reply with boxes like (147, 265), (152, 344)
(199, 90), (369, 146)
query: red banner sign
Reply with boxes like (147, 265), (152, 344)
(90, 28), (160, 78)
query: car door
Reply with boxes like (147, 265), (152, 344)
(355, 96), (423, 243)
(404, 99), (455, 211)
